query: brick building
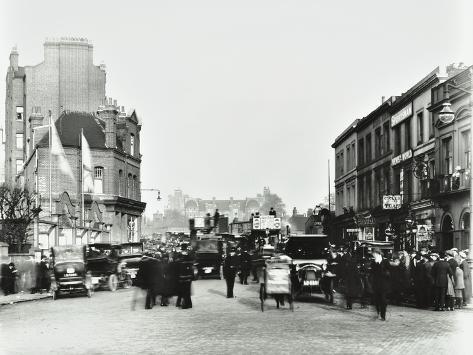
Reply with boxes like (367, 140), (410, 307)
(22, 101), (145, 249)
(332, 64), (471, 251)
(4, 38), (106, 186)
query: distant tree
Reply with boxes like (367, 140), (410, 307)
(261, 192), (286, 217)
(319, 193), (335, 211)
(0, 185), (39, 253)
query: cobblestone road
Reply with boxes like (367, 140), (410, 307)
(1, 279), (472, 355)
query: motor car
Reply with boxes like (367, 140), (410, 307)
(194, 239), (223, 279)
(86, 243), (131, 291)
(116, 242), (144, 284)
(50, 245), (92, 299)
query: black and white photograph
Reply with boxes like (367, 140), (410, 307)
(0, 1), (472, 354)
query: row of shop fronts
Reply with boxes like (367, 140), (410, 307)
(332, 64), (471, 252)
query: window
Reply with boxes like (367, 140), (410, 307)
(16, 133), (23, 150)
(94, 167), (103, 194)
(346, 145), (351, 171)
(366, 173), (372, 208)
(429, 111), (435, 138)
(442, 137), (453, 174)
(365, 134), (372, 162)
(127, 173), (132, 198)
(133, 175), (138, 200)
(383, 166), (390, 195)
(340, 151), (344, 175)
(375, 128), (382, 157)
(16, 159), (23, 175)
(399, 168), (404, 202)
(429, 160), (436, 179)
(118, 170), (123, 196)
(130, 134), (135, 156)
(358, 177), (364, 209)
(16, 106), (23, 121)
(351, 142), (356, 167)
(394, 125), (401, 155)
(462, 130), (471, 170)
(383, 122), (390, 153)
(346, 185), (350, 207)
(417, 112), (424, 145)
(358, 138), (364, 165)
(404, 119), (411, 151)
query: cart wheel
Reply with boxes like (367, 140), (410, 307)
(108, 274), (118, 292)
(259, 284), (265, 312)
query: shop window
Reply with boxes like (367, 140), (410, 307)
(365, 134), (372, 163)
(16, 106), (23, 121)
(94, 167), (103, 194)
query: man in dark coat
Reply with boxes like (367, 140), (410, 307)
(239, 250), (251, 285)
(431, 252), (453, 311)
(37, 256), (50, 294)
(136, 254), (159, 309)
(413, 253), (426, 308)
(223, 247), (240, 298)
(269, 207), (276, 217)
(175, 249), (194, 309)
(2, 263), (18, 295)
(371, 248), (391, 321)
(340, 250), (360, 310)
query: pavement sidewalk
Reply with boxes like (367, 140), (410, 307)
(0, 291), (51, 306)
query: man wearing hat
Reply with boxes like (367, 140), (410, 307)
(371, 248), (391, 320)
(431, 251), (453, 311)
(459, 251), (471, 305)
(223, 247), (240, 298)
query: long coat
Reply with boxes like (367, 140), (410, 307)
(455, 267), (465, 290)
(431, 260), (452, 288)
(371, 259), (391, 294)
(460, 259), (472, 300)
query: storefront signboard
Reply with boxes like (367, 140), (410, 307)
(391, 149), (412, 166)
(382, 195), (402, 209)
(391, 103), (413, 127)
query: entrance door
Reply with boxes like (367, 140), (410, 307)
(441, 215), (454, 250)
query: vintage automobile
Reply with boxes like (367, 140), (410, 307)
(194, 238), (223, 279)
(86, 243), (132, 291)
(50, 245), (93, 300)
(116, 242), (144, 284)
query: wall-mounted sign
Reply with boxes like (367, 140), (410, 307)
(383, 195), (402, 209)
(391, 149), (412, 166)
(391, 103), (413, 127)
(253, 216), (281, 230)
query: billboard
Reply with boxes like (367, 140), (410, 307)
(253, 216), (281, 230)
(382, 195), (402, 209)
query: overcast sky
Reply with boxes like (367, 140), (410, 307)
(1, 0), (472, 216)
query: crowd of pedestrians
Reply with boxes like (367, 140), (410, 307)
(1, 256), (51, 296)
(333, 246), (472, 318)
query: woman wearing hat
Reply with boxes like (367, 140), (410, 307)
(459, 251), (471, 305)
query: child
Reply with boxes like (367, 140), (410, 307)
(454, 265), (465, 309)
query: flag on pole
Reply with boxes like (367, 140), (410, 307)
(81, 131), (94, 193)
(50, 119), (75, 181)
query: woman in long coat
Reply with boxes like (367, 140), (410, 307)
(459, 251), (471, 305)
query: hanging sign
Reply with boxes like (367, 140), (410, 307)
(383, 195), (402, 209)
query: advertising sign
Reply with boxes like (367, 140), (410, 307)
(391, 103), (413, 127)
(194, 217), (205, 228)
(253, 216), (281, 230)
(416, 225), (431, 241)
(383, 195), (402, 209)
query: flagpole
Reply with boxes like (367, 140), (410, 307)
(81, 129), (85, 225)
(49, 110), (52, 219)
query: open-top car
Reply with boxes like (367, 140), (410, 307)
(50, 245), (93, 300)
(86, 243), (132, 291)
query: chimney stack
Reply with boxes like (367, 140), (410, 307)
(9, 46), (19, 71)
(97, 98), (118, 149)
(381, 96), (385, 104)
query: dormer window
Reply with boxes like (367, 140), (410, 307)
(130, 133), (135, 156)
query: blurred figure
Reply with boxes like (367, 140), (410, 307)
(2, 262), (18, 296)
(36, 256), (50, 294)
(445, 250), (458, 311)
(239, 249), (251, 285)
(459, 251), (471, 305)
(223, 247), (239, 298)
(269, 207), (276, 217)
(340, 248), (360, 310)
(135, 254), (157, 310)
(454, 265), (464, 309)
(424, 253), (437, 308)
(213, 209), (220, 232)
(371, 248), (391, 321)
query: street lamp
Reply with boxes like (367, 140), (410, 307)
(141, 188), (161, 201)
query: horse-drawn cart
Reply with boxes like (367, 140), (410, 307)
(259, 256), (294, 312)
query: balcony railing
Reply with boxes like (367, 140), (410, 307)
(438, 169), (471, 194)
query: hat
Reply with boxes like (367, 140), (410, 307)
(446, 250), (454, 257)
(372, 247), (382, 255)
(430, 253), (439, 259)
(459, 251), (467, 258)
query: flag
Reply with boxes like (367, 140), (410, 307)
(81, 131), (94, 193)
(50, 119), (75, 181)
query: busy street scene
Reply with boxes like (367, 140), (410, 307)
(0, 1), (473, 354)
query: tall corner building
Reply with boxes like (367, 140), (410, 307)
(4, 37), (106, 185)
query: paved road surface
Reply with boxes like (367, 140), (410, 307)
(0, 278), (472, 354)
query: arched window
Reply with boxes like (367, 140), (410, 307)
(127, 173), (132, 199)
(118, 170), (123, 196)
(94, 167), (104, 194)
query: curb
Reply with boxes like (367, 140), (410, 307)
(0, 294), (51, 306)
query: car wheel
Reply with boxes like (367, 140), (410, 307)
(108, 274), (118, 292)
(123, 277), (132, 289)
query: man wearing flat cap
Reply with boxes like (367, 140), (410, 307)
(431, 251), (453, 311)
(371, 248), (391, 320)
